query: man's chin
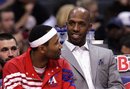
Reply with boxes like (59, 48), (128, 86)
(5, 58), (11, 62)
(54, 57), (60, 60)
(53, 56), (60, 60)
(69, 38), (80, 44)
(71, 40), (81, 46)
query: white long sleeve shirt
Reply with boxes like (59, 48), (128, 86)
(65, 41), (95, 89)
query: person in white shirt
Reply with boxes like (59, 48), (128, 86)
(61, 7), (124, 89)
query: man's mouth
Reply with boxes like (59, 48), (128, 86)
(72, 34), (80, 39)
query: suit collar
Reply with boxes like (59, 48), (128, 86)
(61, 43), (85, 78)
(62, 42), (100, 84)
(64, 41), (75, 51)
(88, 44), (99, 85)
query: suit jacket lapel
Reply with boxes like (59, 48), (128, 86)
(61, 43), (85, 78)
(88, 44), (99, 85)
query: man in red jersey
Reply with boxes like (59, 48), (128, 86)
(2, 25), (75, 89)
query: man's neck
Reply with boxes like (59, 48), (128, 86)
(31, 51), (48, 68)
(68, 38), (86, 47)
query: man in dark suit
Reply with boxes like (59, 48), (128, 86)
(61, 7), (124, 89)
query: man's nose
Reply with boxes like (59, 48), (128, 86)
(73, 23), (80, 32)
(8, 50), (14, 58)
(59, 43), (63, 49)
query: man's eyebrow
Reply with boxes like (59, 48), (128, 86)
(1, 47), (8, 49)
(0, 47), (8, 51)
(55, 38), (59, 43)
(69, 19), (86, 22)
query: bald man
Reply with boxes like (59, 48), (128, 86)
(61, 7), (124, 89)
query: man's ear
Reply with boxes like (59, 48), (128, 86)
(88, 23), (92, 31)
(89, 23), (92, 28)
(15, 45), (19, 55)
(38, 45), (47, 54)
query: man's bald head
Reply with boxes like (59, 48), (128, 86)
(68, 7), (90, 22)
(67, 7), (92, 46)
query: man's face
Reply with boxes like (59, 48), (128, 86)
(89, 3), (99, 19)
(67, 9), (91, 46)
(0, 39), (19, 61)
(121, 45), (130, 54)
(45, 34), (62, 59)
(0, 11), (15, 32)
(124, 26), (130, 35)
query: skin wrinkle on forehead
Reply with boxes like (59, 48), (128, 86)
(69, 7), (90, 22)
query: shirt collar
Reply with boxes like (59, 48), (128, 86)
(84, 41), (89, 50)
(65, 40), (75, 51)
(65, 40), (89, 51)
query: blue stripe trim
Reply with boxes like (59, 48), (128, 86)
(62, 68), (75, 86)
(121, 76), (130, 84)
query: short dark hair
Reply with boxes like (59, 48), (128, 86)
(0, 33), (17, 45)
(0, 8), (13, 21)
(120, 34), (130, 48)
(28, 25), (52, 50)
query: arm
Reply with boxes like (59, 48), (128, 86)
(62, 59), (76, 89)
(107, 50), (125, 89)
(15, 3), (34, 30)
(0, 0), (15, 10)
(2, 61), (23, 89)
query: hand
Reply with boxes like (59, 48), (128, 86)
(24, 3), (34, 13)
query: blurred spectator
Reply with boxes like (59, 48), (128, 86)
(23, 15), (36, 40)
(37, 0), (77, 18)
(118, 11), (130, 35)
(42, 0), (77, 26)
(13, 31), (25, 54)
(80, 0), (99, 22)
(0, 8), (26, 54)
(12, 0), (34, 31)
(24, 15), (36, 30)
(20, 15), (36, 54)
(56, 4), (75, 27)
(10, 0), (49, 25)
(43, 15), (56, 27)
(80, 0), (106, 40)
(55, 4), (75, 44)
(0, 0), (14, 10)
(0, 4), (34, 33)
(104, 18), (124, 55)
(104, 0), (130, 22)
(0, 8), (15, 33)
(120, 34), (130, 54)
(0, 33), (19, 62)
(43, 4), (75, 27)
(0, 33), (19, 82)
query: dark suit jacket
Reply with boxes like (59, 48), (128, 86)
(61, 42), (124, 89)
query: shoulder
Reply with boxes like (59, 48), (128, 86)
(89, 44), (114, 59)
(90, 44), (112, 53)
(4, 52), (26, 70)
(58, 58), (69, 65)
(57, 58), (71, 69)
(57, 59), (74, 77)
